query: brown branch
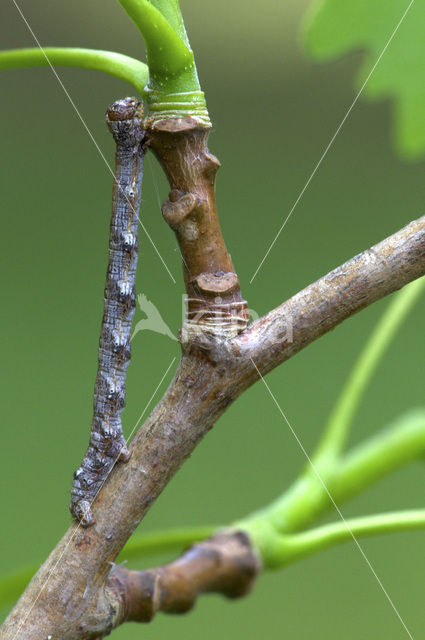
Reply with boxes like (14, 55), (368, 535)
(232, 214), (425, 377)
(107, 532), (260, 627)
(146, 117), (249, 337)
(3, 118), (425, 639)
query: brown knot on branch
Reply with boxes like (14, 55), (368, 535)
(107, 532), (260, 626)
(146, 117), (249, 340)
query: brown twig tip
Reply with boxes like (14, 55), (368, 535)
(107, 532), (261, 626)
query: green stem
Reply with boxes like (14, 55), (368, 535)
(118, 0), (191, 75)
(148, 0), (191, 46)
(241, 279), (425, 540)
(118, 0), (210, 123)
(117, 524), (216, 562)
(0, 48), (148, 95)
(313, 276), (425, 471)
(333, 408), (425, 503)
(3, 406), (424, 611)
(237, 409), (425, 535)
(257, 510), (425, 569)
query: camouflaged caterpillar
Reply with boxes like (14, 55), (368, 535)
(69, 98), (145, 526)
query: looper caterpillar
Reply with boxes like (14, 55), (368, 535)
(70, 97), (145, 526)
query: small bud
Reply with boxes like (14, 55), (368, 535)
(107, 97), (144, 122)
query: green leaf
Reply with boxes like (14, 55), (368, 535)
(304, 0), (425, 158)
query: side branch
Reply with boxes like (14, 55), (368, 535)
(234, 215), (425, 377)
(0, 48), (149, 94)
(252, 510), (425, 569)
(146, 117), (249, 336)
(107, 532), (260, 626)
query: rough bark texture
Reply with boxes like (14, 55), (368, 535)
(69, 98), (145, 526)
(107, 532), (260, 626)
(146, 117), (249, 338)
(3, 213), (425, 640)
(233, 215), (425, 378)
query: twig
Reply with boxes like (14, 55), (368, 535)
(237, 215), (425, 378)
(107, 532), (260, 626)
(146, 117), (249, 336)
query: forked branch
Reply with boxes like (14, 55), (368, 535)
(3, 168), (424, 637)
(2, 0), (424, 637)
(107, 532), (260, 626)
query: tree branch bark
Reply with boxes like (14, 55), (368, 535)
(107, 532), (260, 626)
(237, 214), (425, 377)
(2, 108), (424, 640)
(146, 117), (249, 337)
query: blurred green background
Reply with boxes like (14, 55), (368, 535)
(1, 1), (424, 638)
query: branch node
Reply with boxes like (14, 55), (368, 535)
(106, 532), (261, 626)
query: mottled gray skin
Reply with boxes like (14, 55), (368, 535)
(70, 98), (145, 526)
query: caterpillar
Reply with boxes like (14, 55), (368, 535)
(70, 97), (145, 526)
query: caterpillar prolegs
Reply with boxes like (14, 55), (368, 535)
(70, 98), (145, 526)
